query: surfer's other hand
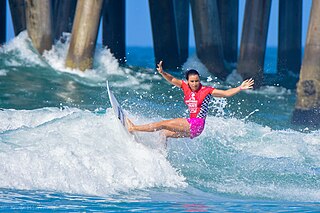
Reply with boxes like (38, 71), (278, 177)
(157, 61), (163, 74)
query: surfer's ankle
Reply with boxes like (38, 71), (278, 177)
(128, 125), (134, 132)
(126, 118), (134, 132)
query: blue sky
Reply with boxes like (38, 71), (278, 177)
(5, 0), (312, 47)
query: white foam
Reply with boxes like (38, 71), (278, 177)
(40, 33), (160, 90)
(42, 34), (161, 90)
(0, 107), (81, 132)
(250, 85), (292, 96)
(2, 32), (159, 90)
(0, 69), (8, 76)
(204, 117), (320, 161)
(1, 31), (46, 67)
(0, 108), (186, 196)
(182, 54), (212, 78)
(213, 181), (320, 202)
(169, 116), (320, 201)
(226, 69), (243, 85)
(42, 33), (117, 82)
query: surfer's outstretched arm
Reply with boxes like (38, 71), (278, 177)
(157, 61), (182, 88)
(211, 78), (255, 98)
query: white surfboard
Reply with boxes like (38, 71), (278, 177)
(106, 81), (139, 141)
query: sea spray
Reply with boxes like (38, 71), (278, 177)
(0, 108), (186, 195)
(1, 37), (320, 203)
(168, 116), (320, 201)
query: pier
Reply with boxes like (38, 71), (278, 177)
(0, 0), (6, 44)
(1, 0), (319, 127)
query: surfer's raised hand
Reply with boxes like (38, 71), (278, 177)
(240, 78), (255, 90)
(157, 61), (164, 74)
(156, 60), (182, 87)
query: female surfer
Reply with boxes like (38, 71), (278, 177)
(127, 61), (254, 139)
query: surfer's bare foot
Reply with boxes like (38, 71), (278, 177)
(126, 118), (135, 132)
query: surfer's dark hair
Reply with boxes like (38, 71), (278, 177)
(185, 69), (200, 80)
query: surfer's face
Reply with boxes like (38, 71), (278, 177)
(187, 74), (200, 91)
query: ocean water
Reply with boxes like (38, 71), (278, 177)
(0, 32), (320, 212)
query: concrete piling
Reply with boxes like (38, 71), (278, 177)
(149, 0), (187, 69)
(103, 0), (126, 63)
(190, 0), (227, 79)
(53, 0), (77, 41)
(0, 0), (6, 44)
(237, 0), (272, 88)
(65, 0), (104, 71)
(292, 0), (320, 127)
(25, 0), (53, 54)
(217, 0), (238, 64)
(277, 0), (302, 88)
(9, 0), (26, 36)
(173, 0), (189, 65)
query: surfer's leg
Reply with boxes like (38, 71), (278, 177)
(162, 130), (189, 138)
(158, 130), (188, 149)
(127, 118), (190, 135)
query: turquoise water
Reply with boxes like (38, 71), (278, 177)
(0, 32), (320, 212)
